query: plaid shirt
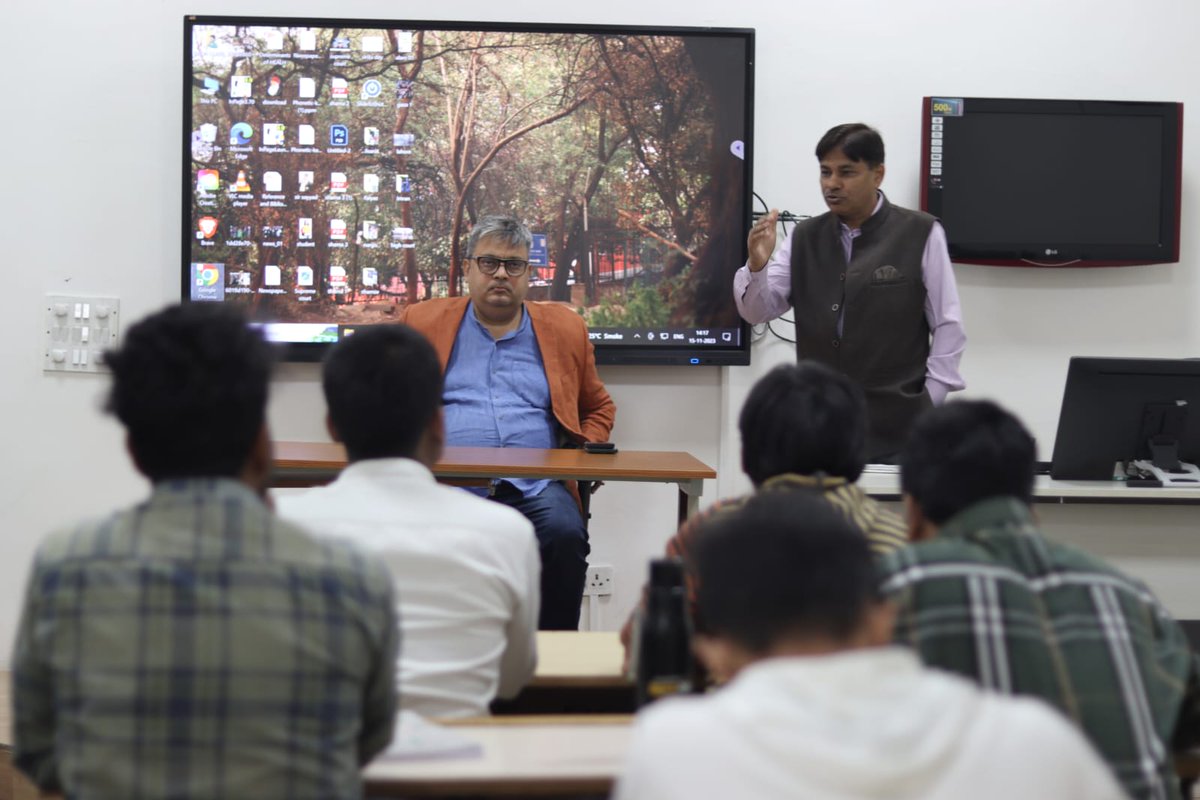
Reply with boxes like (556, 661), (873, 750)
(12, 478), (399, 800)
(667, 473), (910, 563)
(621, 473), (908, 650)
(879, 496), (1198, 800)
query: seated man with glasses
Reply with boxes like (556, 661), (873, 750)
(401, 215), (616, 630)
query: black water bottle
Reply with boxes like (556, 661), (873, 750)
(636, 558), (694, 707)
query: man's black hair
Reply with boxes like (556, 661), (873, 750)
(103, 303), (272, 481)
(900, 399), (1037, 525)
(322, 324), (443, 462)
(693, 490), (876, 653)
(815, 123), (886, 168)
(739, 361), (868, 484)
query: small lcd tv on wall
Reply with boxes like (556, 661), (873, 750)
(920, 97), (1182, 268)
(184, 15), (754, 364)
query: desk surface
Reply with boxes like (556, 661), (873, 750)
(858, 471), (1200, 505)
(533, 631), (627, 688)
(364, 716), (631, 797)
(273, 442), (715, 483)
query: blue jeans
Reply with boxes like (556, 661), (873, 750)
(490, 481), (589, 630)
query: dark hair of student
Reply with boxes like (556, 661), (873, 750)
(692, 489), (876, 653)
(815, 123), (886, 168)
(103, 302), (272, 481)
(322, 324), (443, 462)
(739, 361), (868, 485)
(899, 399), (1037, 525)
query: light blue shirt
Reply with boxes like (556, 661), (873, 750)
(444, 302), (555, 497)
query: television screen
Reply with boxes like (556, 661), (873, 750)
(920, 97), (1182, 267)
(184, 16), (754, 364)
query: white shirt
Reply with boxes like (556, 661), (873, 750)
(276, 458), (539, 718)
(614, 647), (1124, 800)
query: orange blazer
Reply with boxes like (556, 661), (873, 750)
(399, 297), (616, 444)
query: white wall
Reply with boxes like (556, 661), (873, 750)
(4, 0), (1200, 666)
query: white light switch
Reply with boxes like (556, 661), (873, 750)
(44, 295), (120, 374)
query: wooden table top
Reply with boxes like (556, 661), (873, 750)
(532, 631), (628, 688)
(273, 442), (715, 483)
(364, 715), (631, 797)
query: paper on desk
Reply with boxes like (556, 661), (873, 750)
(379, 710), (484, 762)
(861, 464), (900, 474)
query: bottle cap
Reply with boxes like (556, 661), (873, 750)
(648, 558), (685, 588)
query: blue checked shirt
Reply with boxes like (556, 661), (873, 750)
(11, 478), (399, 800)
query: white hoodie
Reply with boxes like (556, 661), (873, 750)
(614, 647), (1125, 800)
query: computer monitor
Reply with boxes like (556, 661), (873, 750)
(1050, 357), (1200, 481)
(183, 15), (755, 365)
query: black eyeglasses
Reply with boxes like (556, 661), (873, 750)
(470, 256), (529, 277)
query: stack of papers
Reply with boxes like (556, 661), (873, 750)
(379, 711), (484, 762)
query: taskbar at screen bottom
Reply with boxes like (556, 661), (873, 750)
(256, 322), (744, 348)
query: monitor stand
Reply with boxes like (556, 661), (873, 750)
(1130, 459), (1200, 486)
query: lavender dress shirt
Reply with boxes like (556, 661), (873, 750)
(733, 194), (966, 404)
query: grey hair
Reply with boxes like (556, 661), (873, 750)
(465, 215), (533, 257)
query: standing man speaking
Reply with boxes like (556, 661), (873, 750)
(734, 123), (966, 462)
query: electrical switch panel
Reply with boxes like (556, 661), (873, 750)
(44, 295), (121, 373)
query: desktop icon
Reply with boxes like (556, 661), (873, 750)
(197, 217), (219, 239)
(262, 225), (283, 240)
(331, 36), (351, 50)
(298, 124), (315, 146)
(329, 172), (348, 193)
(361, 221), (379, 241)
(364, 126), (380, 146)
(298, 217), (313, 240)
(194, 263), (221, 287)
(201, 76), (220, 95)
(230, 75), (252, 98)
(297, 30), (316, 50)
(331, 77), (348, 98)
(263, 171), (282, 192)
(363, 173), (379, 193)
(392, 226), (414, 243)
(298, 77), (316, 98)
(363, 267), (379, 286)
(196, 169), (220, 192)
(233, 170), (251, 192)
(330, 219), (347, 240)
(229, 122), (253, 145)
(361, 35), (384, 53)
(361, 79), (382, 99)
(229, 271), (251, 288)
(228, 225), (253, 240)
(329, 266), (348, 292)
(263, 123), (285, 146)
(394, 132), (415, 149)
(396, 174), (411, 193)
(198, 123), (217, 143)
(396, 31), (414, 53)
(297, 171), (314, 192)
(264, 30), (284, 50)
(267, 74), (282, 96)
(330, 125), (349, 146)
(264, 264), (281, 286)
(296, 265), (314, 286)
(396, 79), (414, 102)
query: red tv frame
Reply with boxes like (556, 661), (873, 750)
(920, 96), (1182, 268)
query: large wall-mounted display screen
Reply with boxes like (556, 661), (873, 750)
(184, 16), (754, 364)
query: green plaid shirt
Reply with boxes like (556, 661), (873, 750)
(12, 478), (399, 800)
(879, 496), (1197, 800)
